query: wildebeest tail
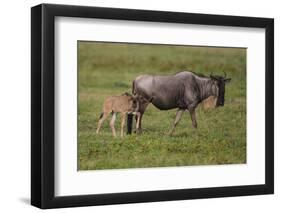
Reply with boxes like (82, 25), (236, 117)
(127, 114), (133, 134)
(132, 80), (135, 95)
(99, 112), (104, 119)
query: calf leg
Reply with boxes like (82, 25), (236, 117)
(169, 109), (184, 135)
(120, 113), (126, 137)
(96, 112), (110, 134)
(110, 112), (117, 137)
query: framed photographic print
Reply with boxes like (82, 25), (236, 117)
(31, 3), (274, 209)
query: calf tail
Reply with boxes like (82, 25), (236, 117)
(127, 114), (133, 134)
(99, 112), (104, 119)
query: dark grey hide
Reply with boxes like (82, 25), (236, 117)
(127, 71), (231, 135)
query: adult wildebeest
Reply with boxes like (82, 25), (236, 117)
(127, 71), (231, 135)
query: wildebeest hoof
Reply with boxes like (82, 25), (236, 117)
(136, 129), (142, 134)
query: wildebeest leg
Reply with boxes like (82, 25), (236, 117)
(127, 114), (134, 134)
(189, 109), (198, 128)
(169, 109), (184, 135)
(110, 112), (117, 137)
(135, 113), (143, 133)
(96, 112), (110, 134)
(136, 102), (149, 133)
(120, 113), (126, 137)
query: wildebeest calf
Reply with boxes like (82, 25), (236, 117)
(96, 93), (141, 137)
(201, 96), (217, 111)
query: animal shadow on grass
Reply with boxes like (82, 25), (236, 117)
(168, 131), (193, 138)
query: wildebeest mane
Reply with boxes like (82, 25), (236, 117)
(175, 70), (208, 78)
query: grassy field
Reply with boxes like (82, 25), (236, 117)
(78, 41), (246, 170)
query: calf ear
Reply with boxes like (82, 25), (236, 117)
(224, 78), (231, 83)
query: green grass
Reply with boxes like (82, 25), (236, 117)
(78, 42), (246, 170)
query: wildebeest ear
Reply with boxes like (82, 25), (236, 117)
(224, 78), (231, 83)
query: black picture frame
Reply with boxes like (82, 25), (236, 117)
(31, 3), (274, 209)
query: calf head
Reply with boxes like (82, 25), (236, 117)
(210, 72), (231, 107)
(131, 96), (139, 112)
(131, 94), (152, 113)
